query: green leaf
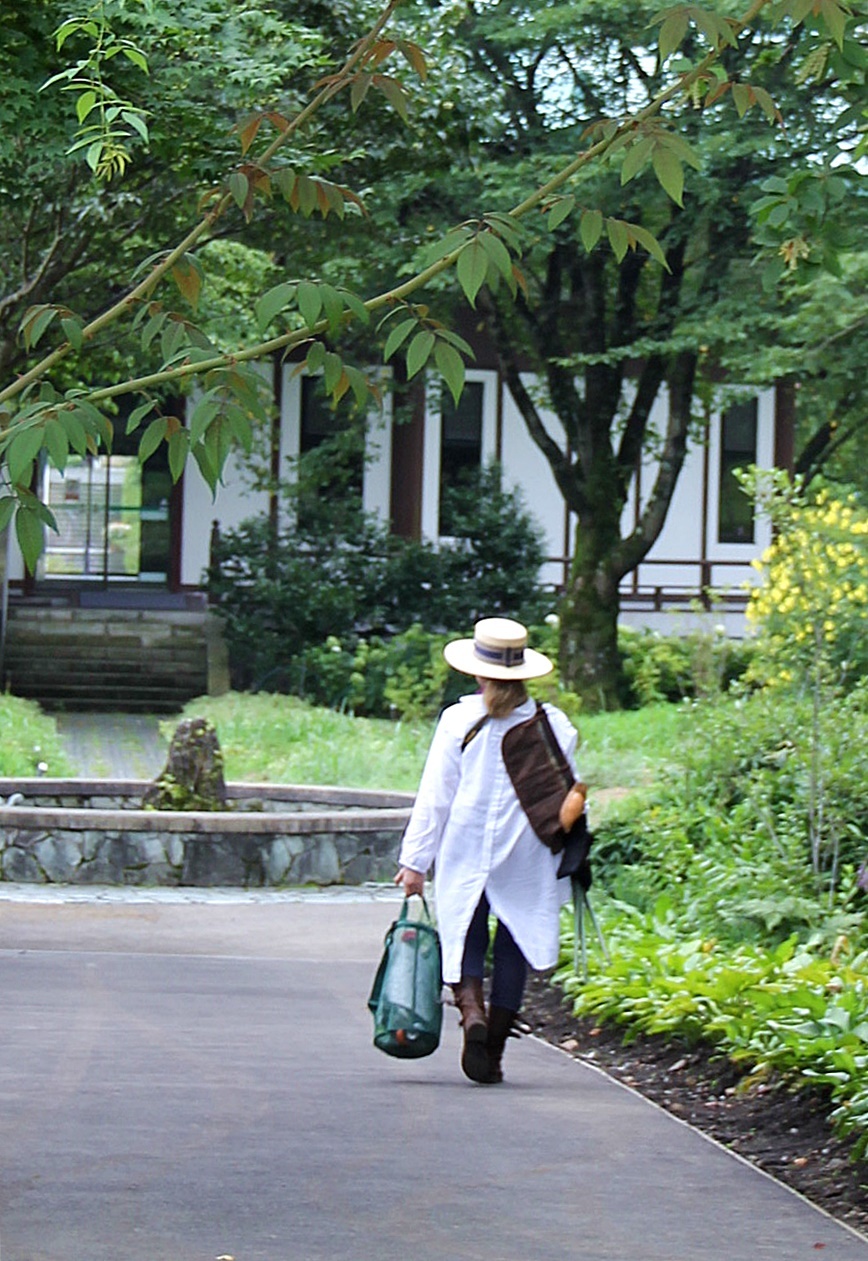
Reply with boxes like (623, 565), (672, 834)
(75, 89), (98, 124)
(580, 209), (604, 253)
(15, 504), (46, 573)
(479, 231), (514, 281)
(21, 305), (58, 351)
(629, 224), (669, 269)
(224, 405), (252, 453)
(751, 86), (779, 123)
(818, 0), (847, 49)
(606, 218), (630, 263)
(171, 257), (202, 311)
(126, 399), (157, 435)
(350, 72), (372, 113)
(761, 255), (787, 292)
(297, 281), (323, 330)
(621, 136), (655, 185)
(188, 395), (219, 445)
(323, 351), (343, 395)
(343, 365), (371, 408)
(547, 196), (576, 230)
(60, 316), (84, 351)
(423, 227), (473, 266)
(160, 318), (187, 365)
(340, 290), (370, 326)
(296, 174), (318, 217)
(254, 282), (296, 334)
(652, 144), (684, 205)
(383, 317), (418, 363)
(320, 284), (345, 336)
(456, 239), (489, 306)
(731, 83), (752, 117)
(658, 10), (689, 63)
(44, 419), (69, 471)
(375, 75), (409, 122)
(121, 46), (149, 73)
(406, 330), (435, 379)
(7, 426), (43, 486)
(434, 340), (466, 406)
(59, 410), (87, 456)
(141, 310), (166, 351)
(191, 442), (219, 495)
(121, 110), (149, 143)
(0, 497), (15, 533)
(306, 341), (326, 374)
(138, 416), (167, 462)
(167, 428), (189, 482)
(228, 171), (249, 211)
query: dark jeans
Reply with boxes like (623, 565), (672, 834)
(461, 892), (528, 1012)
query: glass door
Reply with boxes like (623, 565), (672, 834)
(41, 442), (173, 584)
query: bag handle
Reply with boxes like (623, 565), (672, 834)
(398, 892), (435, 926)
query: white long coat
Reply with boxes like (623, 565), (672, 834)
(398, 692), (578, 984)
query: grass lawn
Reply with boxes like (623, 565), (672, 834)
(171, 691), (685, 798)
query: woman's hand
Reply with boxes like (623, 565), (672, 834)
(394, 866), (425, 897)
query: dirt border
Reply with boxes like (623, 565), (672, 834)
(522, 972), (868, 1239)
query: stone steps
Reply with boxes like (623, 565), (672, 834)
(3, 604), (226, 712)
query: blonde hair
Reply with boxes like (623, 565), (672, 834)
(481, 678), (528, 719)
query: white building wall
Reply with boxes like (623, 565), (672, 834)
(499, 375), (570, 591)
(180, 453), (270, 587)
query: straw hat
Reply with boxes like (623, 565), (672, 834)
(443, 617), (553, 681)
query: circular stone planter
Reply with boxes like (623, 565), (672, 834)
(0, 778), (414, 889)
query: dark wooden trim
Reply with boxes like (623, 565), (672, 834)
(774, 378), (796, 475)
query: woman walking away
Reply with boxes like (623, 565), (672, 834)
(395, 617), (583, 1085)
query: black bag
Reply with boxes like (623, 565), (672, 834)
(368, 896), (443, 1058)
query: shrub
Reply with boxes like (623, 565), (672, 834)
(744, 474), (868, 692)
(618, 625), (755, 707)
(209, 456), (551, 691)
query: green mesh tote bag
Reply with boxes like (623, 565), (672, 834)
(368, 895), (443, 1058)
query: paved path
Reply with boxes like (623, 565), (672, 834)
(1, 887), (867, 1261)
(56, 711), (168, 779)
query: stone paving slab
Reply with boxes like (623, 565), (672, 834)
(0, 893), (867, 1261)
(56, 711), (168, 779)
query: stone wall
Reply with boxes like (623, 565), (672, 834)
(0, 779), (413, 888)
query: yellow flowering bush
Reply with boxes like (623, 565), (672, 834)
(745, 477), (868, 690)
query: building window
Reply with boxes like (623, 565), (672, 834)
(297, 376), (363, 528)
(718, 399), (757, 544)
(439, 381), (484, 535)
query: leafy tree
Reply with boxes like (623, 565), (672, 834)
(0, 0), (861, 706)
(342, 0), (864, 704)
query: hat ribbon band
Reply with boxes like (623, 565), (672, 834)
(474, 641), (526, 668)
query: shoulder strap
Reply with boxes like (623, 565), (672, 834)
(460, 712), (490, 753)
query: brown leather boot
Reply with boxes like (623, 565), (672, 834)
(486, 1006), (518, 1084)
(451, 977), (490, 1083)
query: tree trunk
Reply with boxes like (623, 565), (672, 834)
(559, 563), (623, 711)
